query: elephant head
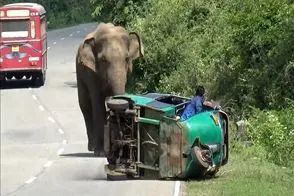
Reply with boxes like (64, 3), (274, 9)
(80, 23), (144, 96)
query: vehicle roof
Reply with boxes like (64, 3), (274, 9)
(114, 93), (190, 114)
(0, 3), (46, 15)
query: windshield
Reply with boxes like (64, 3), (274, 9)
(0, 19), (29, 38)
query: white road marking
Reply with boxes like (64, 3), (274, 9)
(25, 177), (37, 184)
(28, 87), (32, 90)
(62, 140), (67, 144)
(48, 116), (56, 123)
(58, 128), (64, 135)
(32, 95), (37, 100)
(47, 47), (50, 50)
(53, 42), (57, 45)
(44, 161), (53, 168)
(38, 105), (45, 111)
(61, 37), (65, 40)
(173, 181), (181, 196)
(57, 148), (64, 155)
(69, 34), (73, 37)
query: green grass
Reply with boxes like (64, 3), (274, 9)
(187, 152), (294, 196)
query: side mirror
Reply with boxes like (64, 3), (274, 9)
(46, 21), (50, 30)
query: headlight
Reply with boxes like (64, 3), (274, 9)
(30, 20), (36, 39)
(0, 11), (5, 17)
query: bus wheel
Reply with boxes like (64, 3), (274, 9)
(25, 74), (32, 80)
(15, 74), (23, 80)
(0, 74), (5, 87)
(32, 72), (46, 87)
(6, 73), (13, 80)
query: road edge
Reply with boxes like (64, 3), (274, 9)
(180, 181), (187, 196)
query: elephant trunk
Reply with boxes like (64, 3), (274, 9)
(107, 66), (127, 96)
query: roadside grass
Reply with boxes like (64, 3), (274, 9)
(187, 152), (294, 196)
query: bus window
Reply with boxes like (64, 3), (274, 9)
(0, 19), (29, 38)
(41, 18), (46, 37)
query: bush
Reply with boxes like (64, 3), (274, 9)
(1, 0), (94, 29)
(91, 0), (150, 26)
(126, 0), (218, 95)
(124, 0), (294, 119)
(246, 103), (294, 167)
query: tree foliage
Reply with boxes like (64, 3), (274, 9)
(247, 103), (294, 166)
(90, 0), (150, 26)
(122, 0), (294, 117)
(0, 0), (94, 29)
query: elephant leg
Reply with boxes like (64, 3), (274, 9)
(91, 91), (106, 157)
(77, 77), (95, 151)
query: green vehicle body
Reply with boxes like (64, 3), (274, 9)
(104, 93), (229, 180)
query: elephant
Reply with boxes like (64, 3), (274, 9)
(75, 23), (144, 157)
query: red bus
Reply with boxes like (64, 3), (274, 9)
(0, 3), (47, 87)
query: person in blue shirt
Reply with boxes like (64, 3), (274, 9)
(180, 85), (205, 121)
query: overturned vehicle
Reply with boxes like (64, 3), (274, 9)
(104, 93), (229, 180)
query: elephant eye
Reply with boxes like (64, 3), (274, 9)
(125, 56), (130, 62)
(98, 54), (107, 62)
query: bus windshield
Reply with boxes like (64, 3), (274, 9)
(0, 19), (29, 38)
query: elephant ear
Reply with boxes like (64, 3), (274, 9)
(84, 31), (96, 46)
(79, 32), (96, 72)
(129, 32), (144, 59)
(127, 32), (144, 72)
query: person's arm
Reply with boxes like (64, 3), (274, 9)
(195, 97), (203, 113)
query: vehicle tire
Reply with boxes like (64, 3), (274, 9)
(107, 173), (128, 181)
(6, 73), (13, 80)
(0, 74), (5, 87)
(106, 99), (129, 111)
(191, 146), (210, 176)
(0, 79), (4, 88)
(32, 71), (46, 87)
(15, 74), (23, 80)
(25, 74), (32, 80)
(206, 166), (219, 177)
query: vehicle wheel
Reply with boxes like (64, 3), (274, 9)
(206, 166), (219, 177)
(107, 173), (128, 181)
(32, 71), (46, 87)
(15, 74), (23, 80)
(106, 99), (129, 111)
(105, 164), (128, 181)
(0, 79), (4, 87)
(191, 146), (210, 176)
(6, 73), (13, 80)
(25, 74), (32, 80)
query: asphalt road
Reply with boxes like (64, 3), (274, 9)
(0, 23), (182, 196)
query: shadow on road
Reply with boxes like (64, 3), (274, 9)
(74, 174), (107, 181)
(60, 152), (96, 158)
(64, 81), (77, 88)
(0, 80), (40, 90)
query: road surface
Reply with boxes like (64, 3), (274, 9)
(0, 23), (184, 196)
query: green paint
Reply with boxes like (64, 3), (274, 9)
(139, 117), (160, 125)
(110, 93), (228, 179)
(114, 93), (176, 117)
(183, 111), (222, 146)
(180, 111), (225, 178)
(114, 93), (154, 105)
